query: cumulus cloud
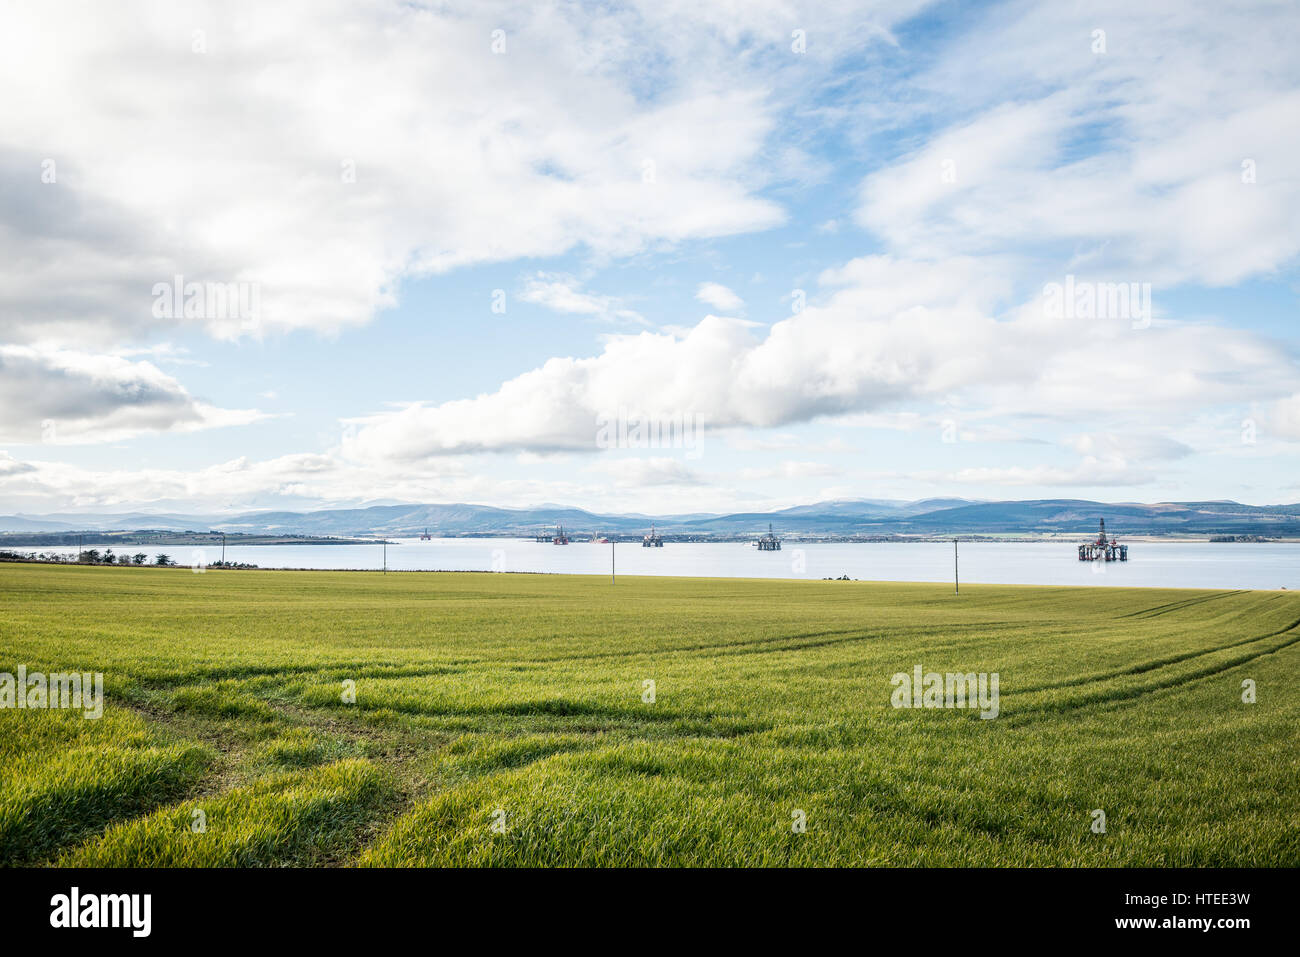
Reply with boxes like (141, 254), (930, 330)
(0, 0), (925, 346)
(0, 346), (266, 444)
(342, 256), (1300, 461)
(2, 0), (1296, 512)
(0, 451), (36, 478)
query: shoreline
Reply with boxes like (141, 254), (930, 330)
(3, 532), (1298, 547)
(0, 557), (1291, 592)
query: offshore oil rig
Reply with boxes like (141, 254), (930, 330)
(535, 525), (569, 544)
(642, 525), (664, 547)
(756, 523), (782, 551)
(1078, 518), (1128, 562)
(419, 528), (432, 540)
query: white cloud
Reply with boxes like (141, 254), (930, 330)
(2, 0), (1296, 512)
(0, 346), (266, 444)
(0, 452), (335, 511)
(0, 0), (930, 346)
(0, 447), (729, 514)
(944, 462), (1155, 488)
(590, 457), (704, 488)
(695, 282), (745, 313)
(341, 255), (1300, 461)
(855, 1), (1300, 286)
(738, 460), (838, 481)
(519, 273), (644, 324)
(1066, 433), (1194, 463)
(0, 451), (36, 478)
(922, 433), (1196, 489)
(1268, 394), (1300, 441)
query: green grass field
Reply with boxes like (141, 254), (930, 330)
(1, 563), (1297, 866)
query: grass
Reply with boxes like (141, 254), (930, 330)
(0, 708), (212, 866)
(0, 562), (1297, 866)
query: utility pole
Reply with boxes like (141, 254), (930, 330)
(954, 538), (959, 595)
(221, 532), (226, 565)
(383, 540), (387, 574)
(611, 540), (615, 585)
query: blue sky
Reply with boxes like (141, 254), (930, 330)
(1, 0), (1297, 515)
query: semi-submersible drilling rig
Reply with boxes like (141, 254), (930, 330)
(1078, 518), (1128, 562)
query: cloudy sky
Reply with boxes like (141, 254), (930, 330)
(2, 0), (1298, 515)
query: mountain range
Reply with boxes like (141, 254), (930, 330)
(4, 499), (1300, 540)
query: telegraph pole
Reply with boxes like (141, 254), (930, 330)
(221, 532), (226, 565)
(383, 540), (387, 574)
(611, 540), (615, 585)
(954, 538), (959, 595)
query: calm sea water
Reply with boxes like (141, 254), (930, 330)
(31, 539), (1299, 590)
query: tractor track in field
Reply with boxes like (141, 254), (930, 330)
(1006, 626), (1300, 723)
(526, 621), (1018, 664)
(126, 662), (464, 687)
(1116, 590), (1246, 620)
(109, 694), (444, 866)
(704, 623), (1024, 659)
(1019, 614), (1300, 694)
(525, 626), (870, 662)
(112, 689), (743, 867)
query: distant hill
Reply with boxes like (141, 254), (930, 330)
(3, 498), (1299, 540)
(894, 500), (1300, 536)
(0, 511), (227, 533)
